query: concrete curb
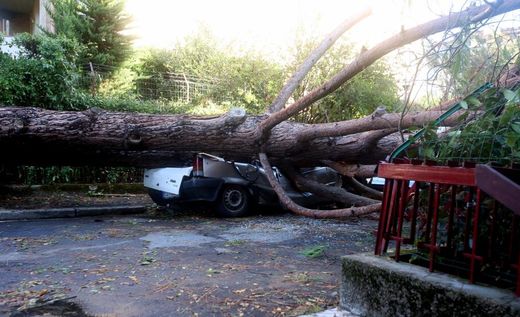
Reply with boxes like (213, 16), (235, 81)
(340, 253), (520, 317)
(0, 205), (149, 221)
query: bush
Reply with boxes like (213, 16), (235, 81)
(1, 165), (143, 185)
(412, 87), (520, 165)
(48, 0), (133, 69)
(0, 34), (88, 110)
(113, 31), (285, 115)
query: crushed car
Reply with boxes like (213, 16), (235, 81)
(144, 153), (341, 217)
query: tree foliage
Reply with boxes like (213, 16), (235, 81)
(424, 26), (520, 100)
(288, 37), (399, 123)
(48, 0), (133, 68)
(102, 29), (399, 117)
(414, 86), (520, 165)
(104, 30), (285, 114)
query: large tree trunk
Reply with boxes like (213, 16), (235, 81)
(1, 1), (516, 170)
(0, 106), (406, 167)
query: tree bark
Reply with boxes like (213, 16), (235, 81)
(278, 161), (380, 206)
(0, 106), (402, 167)
(321, 162), (377, 178)
(344, 176), (384, 200)
(0, 105), (474, 167)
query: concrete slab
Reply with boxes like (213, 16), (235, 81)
(340, 253), (520, 317)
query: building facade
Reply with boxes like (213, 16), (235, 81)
(0, 0), (52, 36)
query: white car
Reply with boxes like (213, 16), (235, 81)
(144, 153), (341, 217)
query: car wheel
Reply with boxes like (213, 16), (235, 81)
(147, 188), (174, 207)
(216, 185), (250, 217)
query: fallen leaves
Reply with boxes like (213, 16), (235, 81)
(70, 233), (97, 241)
(104, 228), (132, 238)
(2, 237), (57, 250)
(140, 257), (155, 265)
(128, 275), (139, 284)
(152, 282), (175, 294)
(0, 281), (71, 312)
(95, 277), (116, 285)
(140, 251), (157, 265)
(0, 209), (372, 316)
(232, 289), (246, 295)
(300, 245), (327, 258)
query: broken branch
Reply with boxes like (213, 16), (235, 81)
(259, 153), (381, 218)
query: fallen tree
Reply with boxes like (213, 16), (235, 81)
(0, 106), (463, 166)
(1, 0), (519, 218)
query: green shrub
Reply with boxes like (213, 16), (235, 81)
(117, 31), (285, 114)
(48, 0), (133, 69)
(412, 87), (520, 165)
(300, 245), (327, 258)
(0, 34), (87, 110)
(9, 165), (143, 185)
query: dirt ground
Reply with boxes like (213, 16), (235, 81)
(0, 190), (377, 317)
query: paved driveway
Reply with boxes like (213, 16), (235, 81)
(0, 212), (376, 316)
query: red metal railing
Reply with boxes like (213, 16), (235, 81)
(375, 161), (520, 296)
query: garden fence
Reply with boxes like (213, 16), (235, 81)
(79, 63), (220, 104)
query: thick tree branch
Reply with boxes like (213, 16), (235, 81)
(345, 176), (384, 200)
(279, 161), (379, 206)
(259, 153), (381, 218)
(259, 0), (520, 137)
(268, 7), (371, 113)
(296, 110), (463, 142)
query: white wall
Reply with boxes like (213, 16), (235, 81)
(1, 36), (21, 56)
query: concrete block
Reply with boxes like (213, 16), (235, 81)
(340, 253), (520, 317)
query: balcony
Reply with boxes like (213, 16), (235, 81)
(0, 0), (52, 37)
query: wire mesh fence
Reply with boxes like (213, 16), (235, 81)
(135, 73), (215, 102)
(78, 63), (221, 104)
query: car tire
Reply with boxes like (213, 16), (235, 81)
(147, 188), (174, 207)
(216, 185), (250, 218)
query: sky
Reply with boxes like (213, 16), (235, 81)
(124, 0), (520, 102)
(124, 0), (453, 54)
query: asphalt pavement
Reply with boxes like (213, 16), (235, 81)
(0, 212), (377, 316)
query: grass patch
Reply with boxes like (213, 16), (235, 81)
(225, 239), (246, 247)
(300, 245), (327, 258)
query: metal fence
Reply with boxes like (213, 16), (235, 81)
(80, 63), (219, 104)
(375, 160), (520, 296)
(135, 73), (215, 103)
